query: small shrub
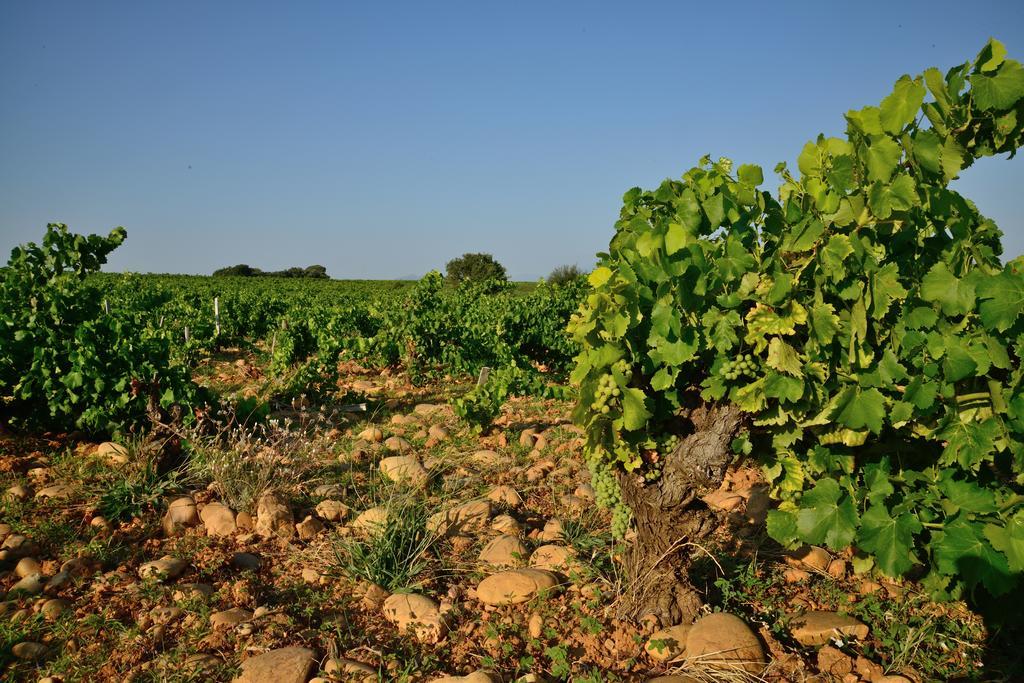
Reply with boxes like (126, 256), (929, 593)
(183, 410), (324, 511)
(547, 264), (583, 286)
(445, 252), (507, 284)
(96, 442), (182, 522)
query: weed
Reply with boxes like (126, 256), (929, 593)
(333, 490), (436, 592)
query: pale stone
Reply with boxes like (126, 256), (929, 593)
(685, 612), (765, 674)
(210, 607), (253, 629)
(490, 515), (522, 535)
(353, 507), (388, 534)
(476, 569), (560, 606)
(163, 496), (199, 536)
(233, 647), (315, 683)
(478, 535), (529, 568)
(255, 493), (294, 539)
(315, 499), (349, 522)
(382, 593), (447, 642)
(471, 450), (508, 468)
(95, 442), (129, 464)
(379, 455), (428, 487)
(428, 501), (491, 536)
(138, 556), (188, 582)
(789, 611), (869, 646)
(357, 427), (384, 443)
(645, 624), (691, 661)
(200, 502), (237, 536)
(486, 485), (523, 507)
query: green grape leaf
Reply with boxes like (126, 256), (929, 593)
(984, 512), (1024, 573)
(833, 387), (886, 434)
(858, 503), (921, 576)
(865, 136), (902, 182)
(820, 235), (854, 281)
(969, 60), (1024, 111)
(976, 268), (1024, 332)
(879, 75), (927, 134)
(939, 476), (997, 514)
(809, 302), (841, 343)
(939, 417), (1001, 469)
(933, 517), (1014, 595)
(763, 372), (804, 403)
(921, 262), (976, 316)
(767, 337), (802, 376)
(797, 478), (859, 550)
(621, 387), (651, 431)
(767, 509), (799, 546)
(738, 163), (764, 185)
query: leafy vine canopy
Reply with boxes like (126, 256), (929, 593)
(569, 39), (1024, 599)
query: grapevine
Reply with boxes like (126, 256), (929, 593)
(570, 40), (1024, 603)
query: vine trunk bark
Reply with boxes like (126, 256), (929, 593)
(617, 401), (745, 627)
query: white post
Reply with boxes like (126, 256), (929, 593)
(214, 297), (220, 336)
(184, 326), (190, 343)
(103, 299), (110, 315)
(476, 366), (491, 388)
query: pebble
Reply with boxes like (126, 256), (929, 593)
(40, 598), (69, 620)
(210, 607), (253, 629)
(11, 641), (48, 660)
(789, 610), (870, 646)
(379, 456), (429, 487)
(230, 553), (261, 572)
(255, 493), (295, 539)
(428, 501), (491, 536)
(138, 556), (188, 582)
(15, 557), (42, 578)
(295, 515), (324, 540)
(486, 485), (523, 507)
(315, 499), (349, 522)
(200, 502), (237, 536)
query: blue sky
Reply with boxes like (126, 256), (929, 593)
(1, 1), (1022, 280)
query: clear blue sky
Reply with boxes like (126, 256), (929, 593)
(1, 1), (1022, 280)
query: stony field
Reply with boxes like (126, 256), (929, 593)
(0, 351), (1006, 682)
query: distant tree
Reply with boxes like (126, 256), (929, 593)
(213, 264), (257, 277)
(211, 264), (329, 278)
(547, 264), (583, 286)
(445, 253), (507, 284)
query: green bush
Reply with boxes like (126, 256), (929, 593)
(0, 224), (200, 435)
(445, 252), (507, 284)
(547, 264), (584, 286)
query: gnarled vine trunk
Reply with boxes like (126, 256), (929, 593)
(618, 401), (745, 626)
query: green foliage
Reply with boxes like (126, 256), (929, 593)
(0, 224), (200, 434)
(452, 365), (573, 432)
(548, 264), (585, 286)
(98, 459), (178, 523)
(445, 252), (507, 284)
(333, 495), (435, 592)
(570, 41), (1024, 601)
(213, 263), (329, 278)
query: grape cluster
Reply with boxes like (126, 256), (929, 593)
(589, 374), (621, 414)
(585, 447), (632, 539)
(720, 353), (756, 381)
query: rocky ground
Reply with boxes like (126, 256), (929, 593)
(0, 351), (1010, 682)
